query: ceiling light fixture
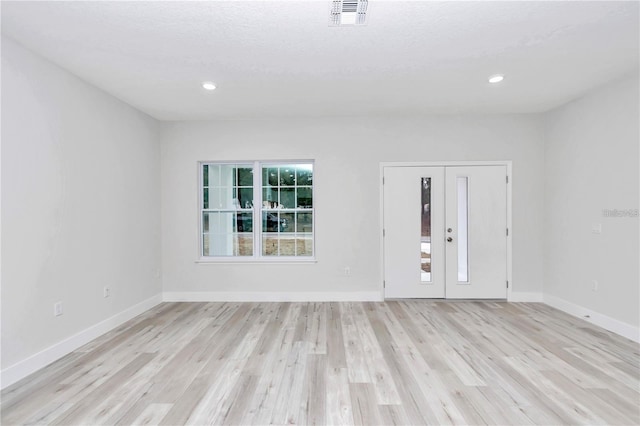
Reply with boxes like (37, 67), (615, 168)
(488, 74), (505, 84)
(330, 0), (368, 26)
(202, 81), (217, 91)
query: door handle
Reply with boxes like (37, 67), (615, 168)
(447, 228), (453, 233)
(447, 237), (453, 242)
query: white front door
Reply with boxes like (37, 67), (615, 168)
(383, 165), (508, 299)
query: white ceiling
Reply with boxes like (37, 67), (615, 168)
(2, 1), (638, 120)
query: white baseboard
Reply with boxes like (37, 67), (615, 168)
(508, 292), (544, 302)
(163, 291), (383, 302)
(0, 293), (163, 390)
(544, 294), (640, 343)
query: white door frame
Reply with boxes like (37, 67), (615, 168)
(380, 161), (513, 301)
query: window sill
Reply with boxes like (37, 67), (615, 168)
(196, 257), (317, 265)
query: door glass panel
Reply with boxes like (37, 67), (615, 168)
(457, 177), (469, 282)
(420, 178), (431, 282)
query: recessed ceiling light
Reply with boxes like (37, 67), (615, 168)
(488, 74), (505, 84)
(202, 81), (217, 91)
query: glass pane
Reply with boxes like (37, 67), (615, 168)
(203, 188), (209, 209)
(203, 212), (235, 233)
(218, 164), (236, 186)
(202, 233), (253, 257)
(296, 165), (313, 185)
(208, 164), (221, 186)
(263, 187), (278, 208)
(279, 165), (296, 186)
(228, 188), (241, 209)
(206, 233), (235, 256)
(203, 212), (210, 232)
(231, 213), (239, 232)
(262, 234), (278, 256)
(457, 177), (469, 282)
(296, 234), (313, 256)
(263, 211), (282, 232)
(421, 178), (431, 282)
(209, 188), (224, 209)
(203, 211), (219, 232)
(238, 188), (253, 209)
(296, 212), (313, 232)
(237, 212), (253, 232)
(296, 187), (313, 208)
(236, 233), (253, 256)
(278, 234), (296, 256)
(280, 212), (294, 232)
(263, 167), (279, 187)
(238, 167), (253, 186)
(203, 164), (209, 187)
(280, 188), (295, 208)
(203, 233), (210, 256)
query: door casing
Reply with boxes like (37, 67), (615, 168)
(379, 161), (513, 300)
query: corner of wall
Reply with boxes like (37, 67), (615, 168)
(544, 293), (639, 343)
(541, 72), (639, 336)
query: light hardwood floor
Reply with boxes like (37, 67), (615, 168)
(2, 301), (639, 425)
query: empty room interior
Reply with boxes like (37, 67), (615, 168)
(1, 1), (639, 425)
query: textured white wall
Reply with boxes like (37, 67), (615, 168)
(1, 37), (162, 370)
(160, 115), (545, 297)
(544, 74), (640, 328)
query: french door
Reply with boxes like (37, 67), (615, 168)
(383, 165), (508, 299)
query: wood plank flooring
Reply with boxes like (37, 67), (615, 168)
(2, 301), (639, 425)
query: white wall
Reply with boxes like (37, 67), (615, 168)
(1, 37), (162, 381)
(161, 115), (545, 298)
(544, 74), (640, 330)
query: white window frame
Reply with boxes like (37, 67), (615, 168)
(197, 160), (316, 263)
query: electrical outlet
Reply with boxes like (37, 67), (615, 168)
(104, 287), (110, 298)
(344, 267), (351, 276)
(592, 223), (602, 234)
(54, 301), (63, 317)
(592, 280), (598, 291)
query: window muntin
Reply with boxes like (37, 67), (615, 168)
(200, 161), (314, 260)
(261, 163), (313, 257)
(201, 163), (254, 257)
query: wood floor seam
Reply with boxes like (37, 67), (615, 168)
(2, 301), (638, 426)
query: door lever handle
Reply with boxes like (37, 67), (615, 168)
(447, 237), (453, 242)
